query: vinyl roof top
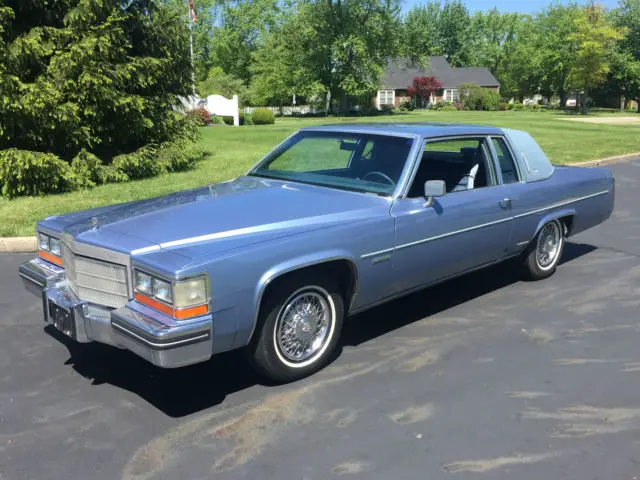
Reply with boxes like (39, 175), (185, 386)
(300, 122), (505, 138)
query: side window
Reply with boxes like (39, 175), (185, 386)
(408, 137), (495, 197)
(491, 137), (519, 184)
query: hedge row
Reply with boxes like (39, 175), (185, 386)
(0, 142), (205, 198)
(187, 107), (275, 126)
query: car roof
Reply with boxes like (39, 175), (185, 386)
(299, 122), (504, 138)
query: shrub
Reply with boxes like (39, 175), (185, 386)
(156, 143), (205, 172)
(399, 99), (414, 111)
(222, 116), (234, 125)
(111, 144), (163, 180)
(211, 115), (226, 125)
(186, 107), (211, 126)
(483, 90), (501, 111)
(252, 108), (276, 125)
(512, 103), (526, 111)
(71, 149), (127, 188)
(244, 113), (254, 125)
(499, 102), (508, 111)
(0, 149), (76, 198)
(441, 105), (458, 112)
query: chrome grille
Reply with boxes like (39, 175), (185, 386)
(62, 243), (129, 308)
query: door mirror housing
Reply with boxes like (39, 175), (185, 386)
(424, 180), (446, 207)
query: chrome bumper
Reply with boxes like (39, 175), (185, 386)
(19, 259), (213, 368)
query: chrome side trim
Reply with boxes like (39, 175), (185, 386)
(512, 190), (609, 219)
(361, 189), (610, 259)
(395, 216), (512, 252)
(361, 247), (395, 259)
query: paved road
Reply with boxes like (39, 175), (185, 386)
(2, 159), (640, 480)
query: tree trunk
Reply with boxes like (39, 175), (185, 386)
(339, 90), (349, 114)
(582, 87), (589, 115)
(559, 90), (566, 109)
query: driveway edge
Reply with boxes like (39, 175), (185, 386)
(1, 152), (639, 252)
(573, 152), (640, 167)
(0, 236), (37, 253)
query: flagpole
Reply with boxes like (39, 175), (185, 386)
(188, 2), (196, 96)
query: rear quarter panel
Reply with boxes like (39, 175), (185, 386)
(508, 165), (614, 250)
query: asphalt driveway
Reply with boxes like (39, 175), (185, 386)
(2, 159), (640, 480)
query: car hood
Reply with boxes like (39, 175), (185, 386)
(45, 176), (390, 259)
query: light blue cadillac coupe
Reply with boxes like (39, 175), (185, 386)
(20, 123), (615, 381)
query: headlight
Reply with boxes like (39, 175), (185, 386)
(153, 277), (173, 304)
(134, 270), (152, 295)
(50, 237), (61, 256)
(37, 232), (63, 266)
(39, 233), (50, 251)
(133, 269), (209, 320)
(173, 277), (207, 308)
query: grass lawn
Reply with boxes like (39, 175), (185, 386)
(1, 110), (638, 237)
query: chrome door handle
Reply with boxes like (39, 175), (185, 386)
(499, 198), (512, 209)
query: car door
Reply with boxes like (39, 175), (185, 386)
(389, 136), (514, 293)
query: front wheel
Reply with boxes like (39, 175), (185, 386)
(522, 219), (565, 280)
(247, 271), (344, 383)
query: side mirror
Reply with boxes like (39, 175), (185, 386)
(424, 180), (446, 207)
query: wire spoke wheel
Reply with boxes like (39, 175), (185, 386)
(536, 221), (562, 270)
(275, 289), (332, 363)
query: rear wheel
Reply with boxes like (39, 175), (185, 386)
(247, 271), (344, 383)
(522, 219), (564, 280)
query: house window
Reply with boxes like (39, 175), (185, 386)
(444, 89), (459, 103)
(378, 90), (395, 106)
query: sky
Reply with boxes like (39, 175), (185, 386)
(402, 0), (621, 14)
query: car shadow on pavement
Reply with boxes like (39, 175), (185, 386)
(342, 241), (597, 347)
(46, 241), (596, 418)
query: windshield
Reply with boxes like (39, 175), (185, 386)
(249, 131), (415, 195)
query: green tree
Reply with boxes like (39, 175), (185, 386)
(532, 4), (581, 106)
(496, 16), (543, 101)
(259, 0), (400, 112)
(468, 9), (522, 74)
(249, 11), (324, 109)
(198, 66), (247, 99)
(567, 3), (624, 114)
(210, 0), (279, 84)
(609, 0), (640, 112)
(403, 2), (442, 61)
(403, 0), (470, 66)
(438, 0), (471, 66)
(0, 0), (194, 161)
(611, 52), (640, 112)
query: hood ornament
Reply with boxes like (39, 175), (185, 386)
(91, 216), (99, 229)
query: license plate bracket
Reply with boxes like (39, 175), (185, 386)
(48, 301), (77, 339)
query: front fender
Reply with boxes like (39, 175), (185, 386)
(248, 249), (360, 341)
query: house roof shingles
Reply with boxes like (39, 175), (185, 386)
(381, 56), (500, 90)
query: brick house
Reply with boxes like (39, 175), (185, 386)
(376, 56), (500, 109)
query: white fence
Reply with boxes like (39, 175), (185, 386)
(243, 105), (318, 116)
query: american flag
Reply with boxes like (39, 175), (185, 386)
(188, 0), (197, 24)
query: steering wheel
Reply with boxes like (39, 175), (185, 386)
(363, 171), (396, 186)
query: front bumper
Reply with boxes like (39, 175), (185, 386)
(19, 259), (213, 368)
